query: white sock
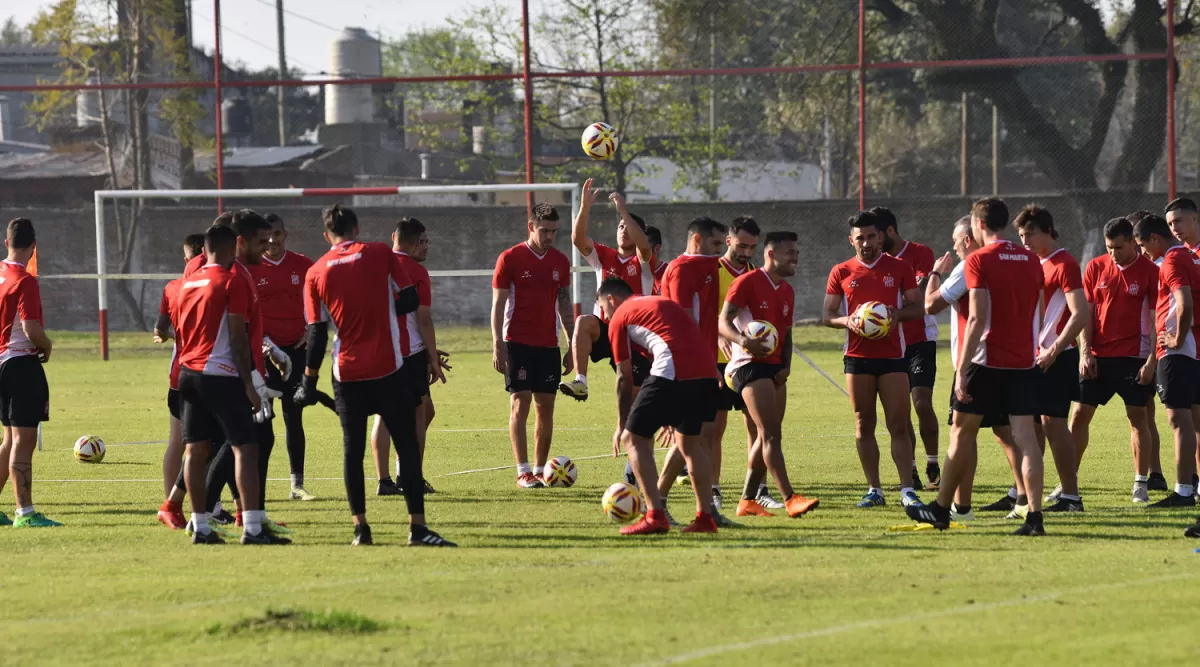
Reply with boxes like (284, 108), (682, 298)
(575, 374), (587, 386)
(16, 505), (35, 517)
(869, 487), (883, 497)
(1007, 487), (1019, 500)
(927, 455), (939, 464)
(213, 501), (224, 515)
(533, 465), (544, 477)
(1059, 494), (1081, 501)
(516, 462), (531, 476)
(395, 462), (402, 479)
(900, 486), (914, 497)
(243, 509), (264, 536)
(711, 485), (721, 493)
(192, 512), (211, 534)
(1175, 483), (1194, 497)
(1135, 474), (1149, 483)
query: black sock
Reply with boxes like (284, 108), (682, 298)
(354, 522), (370, 534)
(1026, 510), (1043, 525)
(379, 476), (393, 485)
(1016, 494), (1028, 506)
(410, 523), (429, 537)
(956, 504), (970, 514)
(930, 501), (951, 518)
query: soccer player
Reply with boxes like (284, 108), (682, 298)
(907, 197), (1048, 536)
(646, 226), (668, 295)
(823, 211), (925, 509)
(598, 280), (720, 535)
(560, 182), (653, 401)
(491, 203), (574, 488)
(1135, 213), (1200, 508)
(0, 218), (56, 528)
(875, 207), (941, 490)
(1013, 206), (1090, 512)
(249, 213), (316, 501)
(1127, 209), (1167, 490)
(1166, 198), (1200, 494)
(721, 231), (819, 519)
(371, 216), (447, 497)
(175, 225), (285, 544)
(1070, 217), (1160, 503)
(295, 205), (453, 546)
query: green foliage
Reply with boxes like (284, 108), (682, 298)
(1, 16), (30, 45)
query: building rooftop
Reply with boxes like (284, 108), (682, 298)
(0, 150), (107, 180)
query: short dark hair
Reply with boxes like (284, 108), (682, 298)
(730, 216), (761, 237)
(765, 231), (798, 248)
(7, 218), (34, 249)
(183, 233), (206, 257)
(847, 210), (880, 232)
(264, 213), (284, 229)
(646, 226), (663, 248)
(687, 216), (726, 238)
(868, 206), (897, 232)
(598, 276), (634, 299)
(1166, 197), (1198, 215)
(972, 197), (1009, 232)
(231, 209), (271, 240)
(1134, 214), (1172, 243)
(1103, 217), (1134, 241)
(324, 204), (358, 237)
(627, 212), (647, 233)
(1012, 204), (1058, 240)
(204, 224), (238, 255)
(212, 211), (234, 228)
(532, 203), (559, 224)
(396, 217), (426, 244)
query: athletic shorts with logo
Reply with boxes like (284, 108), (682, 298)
(1156, 355), (1200, 410)
(626, 376), (718, 438)
(592, 319), (651, 386)
(947, 375), (1008, 428)
(399, 349), (431, 404)
(505, 342), (561, 394)
(178, 368), (257, 445)
(729, 362), (785, 395)
(904, 340), (937, 389)
(952, 363), (1039, 418)
(0, 355), (48, 428)
(716, 362), (746, 411)
(843, 356), (908, 377)
(1035, 347), (1080, 419)
(1079, 356), (1154, 408)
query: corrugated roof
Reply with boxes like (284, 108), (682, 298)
(0, 45), (60, 58)
(225, 145), (324, 168)
(0, 151), (107, 180)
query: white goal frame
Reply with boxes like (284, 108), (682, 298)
(77, 183), (583, 360)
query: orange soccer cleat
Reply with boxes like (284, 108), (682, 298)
(736, 499), (776, 517)
(785, 494), (820, 518)
(681, 512), (718, 533)
(156, 501), (187, 530)
(620, 509), (671, 535)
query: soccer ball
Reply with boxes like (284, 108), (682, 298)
(543, 455), (579, 487)
(601, 482), (643, 523)
(74, 435), (106, 463)
(581, 122), (618, 160)
(854, 301), (893, 340)
(744, 320), (779, 357)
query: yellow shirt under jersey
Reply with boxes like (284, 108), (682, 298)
(717, 256), (754, 364)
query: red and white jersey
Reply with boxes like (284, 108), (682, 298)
(305, 241), (414, 382)
(939, 261), (971, 370)
(0, 260), (42, 364)
(1037, 248), (1084, 350)
(183, 253), (205, 278)
(825, 254), (917, 359)
(1154, 245), (1200, 359)
(609, 296), (717, 381)
(492, 243), (570, 348)
(890, 240), (938, 344)
(160, 279), (183, 390)
(964, 240), (1044, 369)
(584, 243), (652, 319)
(176, 264), (254, 377)
(725, 268), (794, 373)
(248, 250), (313, 347)
(648, 259), (669, 295)
(660, 254), (720, 362)
(187, 255), (264, 373)
(394, 251), (431, 357)
(1083, 253), (1156, 358)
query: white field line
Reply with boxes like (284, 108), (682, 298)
(793, 345), (849, 397)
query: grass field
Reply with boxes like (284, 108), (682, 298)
(1, 325), (1197, 666)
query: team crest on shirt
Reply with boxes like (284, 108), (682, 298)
(883, 275), (894, 288)
(783, 304), (790, 316)
(291, 273), (300, 285)
(552, 270), (561, 281)
(1128, 283), (1139, 296)
(626, 264), (636, 276)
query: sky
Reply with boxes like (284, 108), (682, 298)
(5, 0), (488, 73)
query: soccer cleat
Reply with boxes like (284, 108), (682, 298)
(1012, 522), (1046, 536)
(624, 469), (638, 487)
(677, 467), (691, 486)
(557, 380), (589, 401)
(925, 464), (941, 491)
(900, 490), (924, 508)
(410, 527), (457, 547)
(784, 494), (819, 517)
(712, 508), (743, 528)
(352, 524), (373, 546)
(1148, 472), (1169, 491)
(1004, 505), (1029, 520)
(949, 504), (975, 522)
(422, 479), (437, 495)
(377, 480), (403, 496)
(910, 468), (923, 489)
(289, 486), (317, 501)
(211, 508), (235, 524)
(1044, 497), (1084, 513)
(1185, 518), (1200, 538)
(712, 487), (723, 510)
(0, 512), (10, 526)
(755, 489), (786, 510)
(663, 507), (683, 527)
(157, 506), (187, 530)
(981, 495), (1016, 512)
(736, 499), (776, 517)
(620, 511), (670, 535)
(905, 502), (950, 530)
(681, 513), (718, 533)
(856, 490), (885, 508)
(241, 530), (292, 545)
(192, 529), (225, 545)
(264, 517), (293, 536)
(13, 512), (61, 528)
(1132, 484), (1151, 504)
(1148, 492), (1196, 508)
(1045, 484), (1063, 504)
(516, 472), (544, 489)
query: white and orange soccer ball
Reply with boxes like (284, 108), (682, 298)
(543, 455), (579, 487)
(581, 122), (618, 160)
(601, 482), (643, 523)
(74, 435), (106, 463)
(743, 320), (779, 357)
(854, 301), (893, 340)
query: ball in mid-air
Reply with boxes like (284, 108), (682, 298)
(601, 482), (643, 523)
(74, 435), (106, 463)
(581, 122), (618, 160)
(743, 320), (779, 357)
(543, 455), (579, 487)
(854, 301), (893, 340)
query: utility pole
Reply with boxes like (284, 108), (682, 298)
(275, 0), (287, 146)
(960, 91), (969, 196)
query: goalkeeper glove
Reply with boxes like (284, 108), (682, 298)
(251, 370), (282, 423)
(294, 374), (319, 408)
(263, 337), (293, 382)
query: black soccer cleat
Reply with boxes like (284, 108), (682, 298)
(1148, 472), (1169, 491)
(352, 524), (373, 546)
(1148, 492), (1197, 509)
(910, 468), (923, 489)
(905, 502), (950, 530)
(924, 464), (941, 490)
(422, 479), (437, 495)
(624, 469), (638, 487)
(377, 480), (403, 496)
(409, 526), (457, 547)
(1043, 497), (1084, 513)
(980, 495), (1017, 512)
(241, 529), (292, 545)
(210, 509), (236, 525)
(191, 529), (225, 545)
(1185, 518), (1200, 538)
(1012, 522), (1046, 536)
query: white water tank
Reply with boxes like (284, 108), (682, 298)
(75, 78), (128, 128)
(325, 27), (381, 125)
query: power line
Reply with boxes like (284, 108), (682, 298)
(249, 0), (402, 43)
(193, 7), (324, 75)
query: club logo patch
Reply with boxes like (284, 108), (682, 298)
(1127, 283), (1140, 296)
(552, 270), (561, 281)
(291, 273), (300, 285)
(883, 275), (895, 288)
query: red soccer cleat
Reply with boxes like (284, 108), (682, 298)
(681, 512), (718, 533)
(620, 509), (670, 535)
(156, 501), (186, 530)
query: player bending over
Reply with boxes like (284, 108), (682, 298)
(295, 205), (454, 547)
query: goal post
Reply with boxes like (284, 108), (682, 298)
(84, 183), (583, 360)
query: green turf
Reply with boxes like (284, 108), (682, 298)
(1, 326), (1196, 666)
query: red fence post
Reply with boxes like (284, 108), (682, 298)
(857, 0), (866, 210)
(1167, 0), (1178, 200)
(522, 0), (535, 214)
(214, 0), (224, 212)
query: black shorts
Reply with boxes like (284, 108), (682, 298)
(729, 362), (785, 395)
(1156, 355), (1199, 410)
(168, 388), (180, 420)
(626, 376), (718, 438)
(0, 355), (48, 428)
(1035, 347), (1081, 419)
(333, 368), (417, 429)
(844, 356), (909, 377)
(947, 375), (1009, 428)
(505, 342), (561, 394)
(399, 349), (431, 403)
(952, 363), (1039, 418)
(178, 368), (257, 445)
(1079, 356), (1154, 408)
(595, 320), (650, 386)
(904, 341), (937, 389)
(716, 363), (746, 412)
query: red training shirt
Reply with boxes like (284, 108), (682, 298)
(1154, 246), (1200, 360)
(964, 240), (1044, 369)
(584, 243), (652, 320)
(1037, 248), (1085, 351)
(492, 243), (570, 348)
(394, 250), (432, 358)
(1082, 253), (1156, 359)
(176, 264), (254, 377)
(660, 254), (720, 362)
(725, 268), (794, 373)
(890, 240), (937, 345)
(160, 279), (182, 390)
(0, 260), (42, 364)
(186, 255), (264, 373)
(825, 254), (917, 359)
(650, 259), (669, 296)
(609, 296), (717, 381)
(248, 250), (313, 347)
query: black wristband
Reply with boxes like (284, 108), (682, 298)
(929, 271), (942, 281)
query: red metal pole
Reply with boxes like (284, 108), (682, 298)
(521, 0), (535, 214)
(214, 0), (224, 212)
(1167, 0), (1178, 199)
(857, 0), (866, 209)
